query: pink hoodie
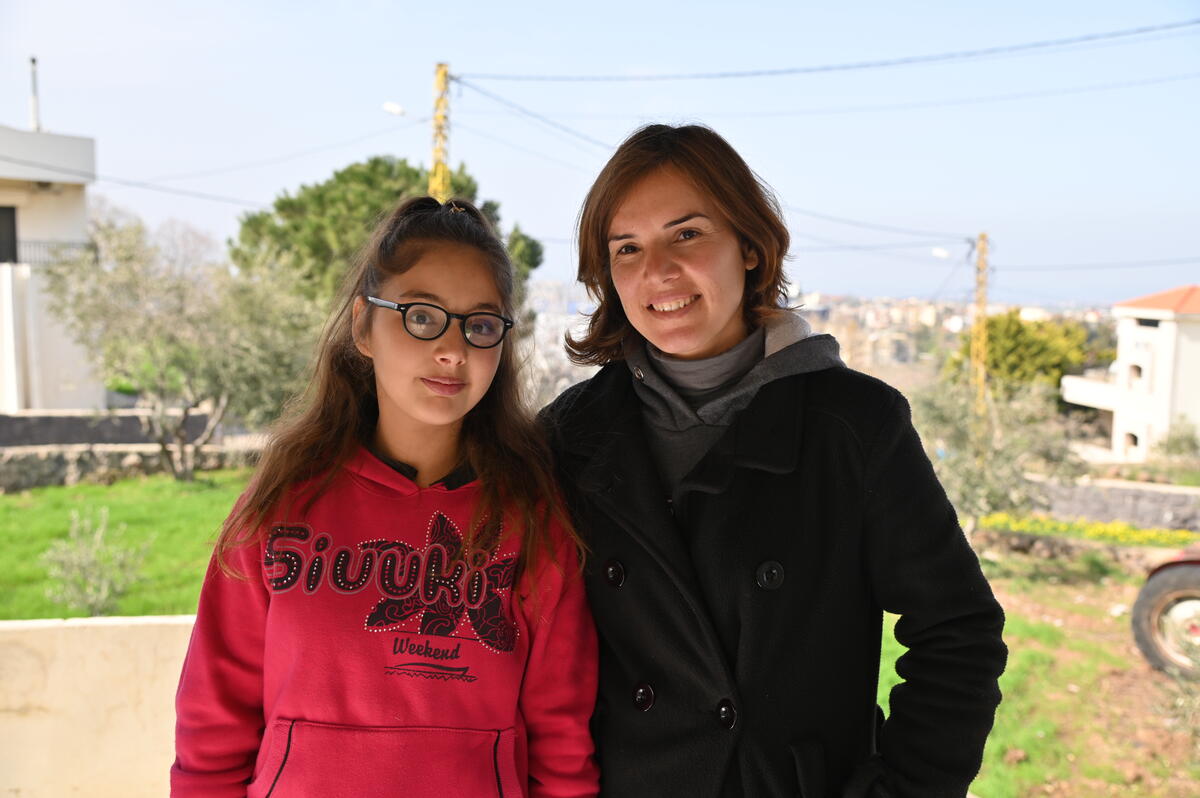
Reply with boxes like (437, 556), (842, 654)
(172, 447), (598, 797)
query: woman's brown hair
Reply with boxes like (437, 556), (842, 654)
(567, 123), (791, 366)
(217, 196), (578, 577)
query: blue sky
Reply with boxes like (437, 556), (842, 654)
(2, 0), (1197, 306)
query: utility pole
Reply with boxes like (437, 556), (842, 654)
(969, 232), (990, 422)
(429, 63), (451, 202)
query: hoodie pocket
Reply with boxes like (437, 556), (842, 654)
(248, 719), (521, 798)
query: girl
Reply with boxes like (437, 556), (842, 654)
(173, 197), (598, 798)
(541, 125), (1007, 798)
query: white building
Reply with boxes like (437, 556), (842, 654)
(0, 123), (104, 411)
(1061, 285), (1200, 462)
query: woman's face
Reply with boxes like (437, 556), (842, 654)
(352, 242), (504, 441)
(607, 167), (758, 360)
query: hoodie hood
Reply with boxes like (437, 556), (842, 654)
(627, 310), (844, 432)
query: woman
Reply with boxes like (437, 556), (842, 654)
(541, 125), (1006, 798)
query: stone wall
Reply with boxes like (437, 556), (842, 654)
(0, 409), (208, 446)
(0, 444), (259, 493)
(1042, 478), (1200, 532)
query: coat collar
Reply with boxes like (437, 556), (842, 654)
(554, 362), (808, 562)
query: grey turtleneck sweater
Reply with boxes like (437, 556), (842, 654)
(625, 311), (845, 501)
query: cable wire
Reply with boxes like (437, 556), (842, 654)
(453, 78), (612, 151)
(144, 118), (429, 182)
(0, 154), (264, 208)
(454, 121), (597, 174)
(786, 205), (972, 240)
(996, 256), (1199, 271)
(459, 19), (1200, 82)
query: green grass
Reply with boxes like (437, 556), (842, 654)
(0, 469), (251, 619)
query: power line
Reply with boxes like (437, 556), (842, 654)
(996, 256), (1199, 271)
(786, 205), (971, 240)
(0, 154), (264, 208)
(456, 71), (1200, 120)
(145, 118), (429, 182)
(690, 71), (1200, 118)
(459, 19), (1200, 82)
(454, 121), (597, 174)
(795, 237), (967, 253)
(453, 78), (612, 151)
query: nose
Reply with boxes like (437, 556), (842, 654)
(432, 325), (468, 365)
(643, 243), (679, 282)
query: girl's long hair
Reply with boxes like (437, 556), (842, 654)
(217, 196), (579, 577)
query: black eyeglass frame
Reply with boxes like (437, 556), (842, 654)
(366, 296), (514, 349)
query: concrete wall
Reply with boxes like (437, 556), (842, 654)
(0, 615), (194, 798)
(0, 409), (209, 446)
(1171, 319), (1200, 431)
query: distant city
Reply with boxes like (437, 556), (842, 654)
(523, 280), (1115, 398)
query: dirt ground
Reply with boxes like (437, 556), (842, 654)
(987, 571), (1199, 797)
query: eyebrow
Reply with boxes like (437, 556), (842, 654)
(398, 290), (503, 314)
(607, 212), (712, 243)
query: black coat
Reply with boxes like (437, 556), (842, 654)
(541, 363), (1007, 798)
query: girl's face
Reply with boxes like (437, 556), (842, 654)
(607, 167), (758, 360)
(353, 242), (504, 442)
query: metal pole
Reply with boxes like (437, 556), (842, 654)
(30, 57), (42, 132)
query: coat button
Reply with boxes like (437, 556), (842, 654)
(604, 559), (625, 587)
(633, 683), (655, 711)
(716, 699), (737, 729)
(633, 366), (645, 381)
(755, 560), (785, 590)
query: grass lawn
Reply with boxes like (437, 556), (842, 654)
(0, 469), (251, 619)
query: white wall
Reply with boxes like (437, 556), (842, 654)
(1170, 319), (1200, 432)
(0, 153), (103, 410)
(0, 616), (193, 798)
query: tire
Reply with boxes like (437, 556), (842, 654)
(1132, 564), (1200, 679)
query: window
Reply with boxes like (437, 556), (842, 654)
(1130, 364), (1143, 381)
(1126, 432), (1139, 448)
(0, 207), (16, 264)
(1136, 318), (1160, 328)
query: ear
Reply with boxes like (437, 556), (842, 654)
(351, 296), (373, 359)
(741, 241), (760, 272)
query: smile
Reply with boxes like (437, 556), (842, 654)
(648, 295), (699, 313)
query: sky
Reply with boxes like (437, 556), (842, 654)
(2, 0), (1198, 307)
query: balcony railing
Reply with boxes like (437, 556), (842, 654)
(0, 240), (95, 267)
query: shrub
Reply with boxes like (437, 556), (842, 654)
(41, 508), (150, 616)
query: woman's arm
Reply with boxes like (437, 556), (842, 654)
(860, 390), (1008, 798)
(518, 522), (600, 798)
(171, 539), (269, 798)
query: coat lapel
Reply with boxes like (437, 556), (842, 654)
(679, 373), (807, 496)
(576, 374), (705, 597)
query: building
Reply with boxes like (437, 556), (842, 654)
(0, 123), (103, 411)
(1061, 285), (1200, 462)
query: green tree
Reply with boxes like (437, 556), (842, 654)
(43, 201), (321, 480)
(230, 156), (542, 306)
(944, 310), (1088, 394)
(912, 375), (1085, 533)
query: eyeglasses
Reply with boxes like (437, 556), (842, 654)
(366, 297), (514, 349)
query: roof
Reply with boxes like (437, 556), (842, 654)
(1115, 285), (1200, 315)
